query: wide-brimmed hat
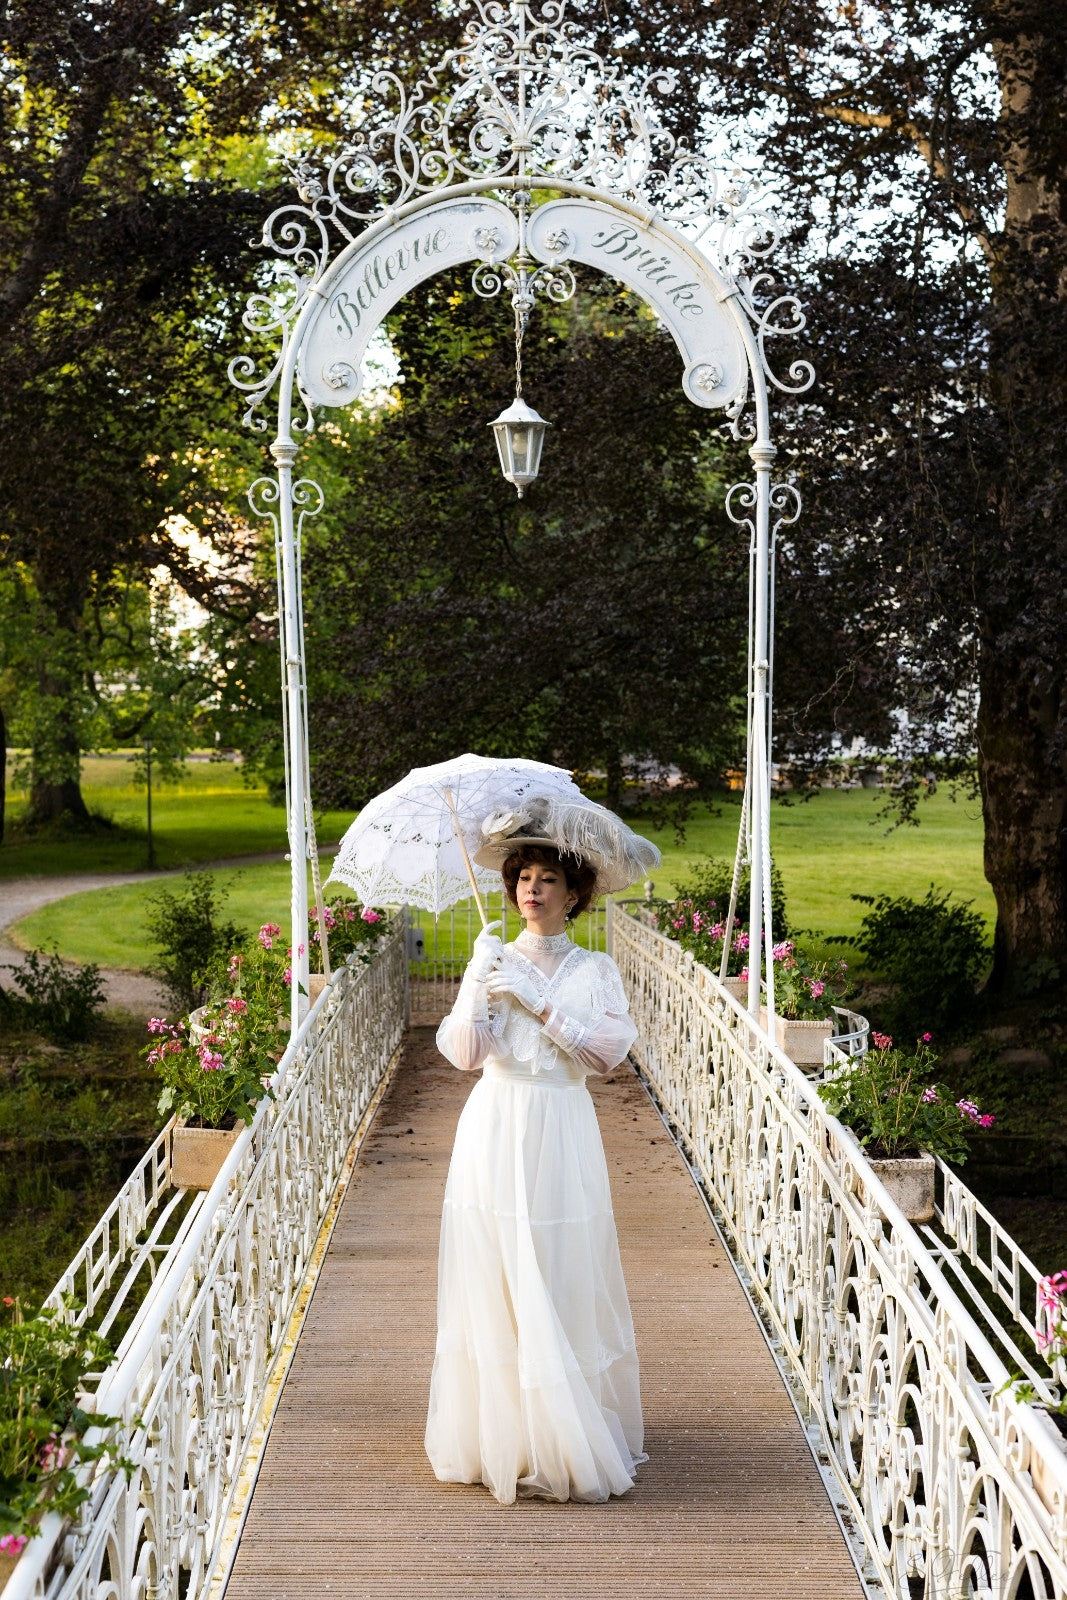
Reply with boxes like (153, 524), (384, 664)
(471, 797), (659, 895)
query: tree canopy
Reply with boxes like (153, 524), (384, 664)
(302, 273), (750, 814)
(597, 0), (1067, 992)
(3, 0), (1065, 995)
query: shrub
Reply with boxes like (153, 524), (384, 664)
(144, 874), (241, 1015)
(12, 950), (105, 1043)
(850, 887), (990, 1038)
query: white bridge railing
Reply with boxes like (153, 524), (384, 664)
(9, 917), (407, 1600)
(11, 904), (1067, 1600)
(611, 903), (1067, 1600)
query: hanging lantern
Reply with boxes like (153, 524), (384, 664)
(489, 396), (550, 497)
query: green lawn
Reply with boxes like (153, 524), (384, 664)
(2, 753), (353, 876)
(6, 781), (991, 971)
(635, 786), (993, 940)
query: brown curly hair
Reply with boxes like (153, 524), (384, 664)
(501, 844), (598, 921)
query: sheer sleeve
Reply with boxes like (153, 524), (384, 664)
(540, 1005), (637, 1075)
(539, 952), (637, 1076)
(436, 963), (505, 1072)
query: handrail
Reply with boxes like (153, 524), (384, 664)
(6, 918), (407, 1600)
(611, 901), (1067, 1600)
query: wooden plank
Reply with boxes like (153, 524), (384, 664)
(223, 1027), (866, 1599)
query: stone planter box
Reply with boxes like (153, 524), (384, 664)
(863, 1152), (936, 1224)
(1, 1548), (22, 1591)
(308, 973), (328, 1003)
(169, 1119), (242, 1191)
(760, 1009), (833, 1069)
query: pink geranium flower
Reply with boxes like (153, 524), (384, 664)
(362, 909), (382, 924)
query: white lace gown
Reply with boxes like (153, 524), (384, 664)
(424, 928), (646, 1505)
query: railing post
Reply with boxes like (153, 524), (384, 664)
(270, 432), (310, 1031)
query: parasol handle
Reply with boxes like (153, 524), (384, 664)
(443, 788), (490, 930)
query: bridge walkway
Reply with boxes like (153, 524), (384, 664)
(222, 1026), (866, 1600)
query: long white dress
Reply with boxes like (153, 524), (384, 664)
(424, 927), (645, 1504)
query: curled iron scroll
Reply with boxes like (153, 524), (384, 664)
(724, 480), (757, 534)
(247, 477), (282, 534)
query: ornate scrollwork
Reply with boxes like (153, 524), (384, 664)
(246, 476), (281, 534)
(292, 478), (325, 543)
(738, 274), (816, 398)
(769, 481), (802, 539)
(724, 480), (757, 534)
(231, 0), (812, 428)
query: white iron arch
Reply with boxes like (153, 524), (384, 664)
(232, 0), (813, 1025)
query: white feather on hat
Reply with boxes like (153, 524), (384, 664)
(472, 793), (660, 894)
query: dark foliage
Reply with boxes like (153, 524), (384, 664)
(850, 887), (991, 1040)
(3, 949), (106, 1042)
(595, 0), (1067, 993)
(144, 872), (241, 1014)
(0, 0), (468, 824)
(305, 271), (750, 813)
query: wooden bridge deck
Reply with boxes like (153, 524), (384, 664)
(223, 1027), (866, 1600)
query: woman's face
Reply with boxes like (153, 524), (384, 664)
(514, 860), (575, 936)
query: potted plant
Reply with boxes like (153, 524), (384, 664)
(752, 941), (850, 1066)
(1004, 1272), (1067, 1511)
(816, 1033), (994, 1222)
(650, 899), (752, 998)
(0, 1298), (128, 1583)
(146, 931), (288, 1190)
(307, 900), (388, 999)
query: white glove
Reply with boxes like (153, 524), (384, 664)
(468, 921), (504, 981)
(486, 968), (544, 1016)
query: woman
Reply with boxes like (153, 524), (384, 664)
(424, 836), (647, 1505)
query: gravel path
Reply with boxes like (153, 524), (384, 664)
(0, 852), (311, 1017)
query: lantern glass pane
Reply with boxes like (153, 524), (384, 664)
(493, 426), (511, 476)
(511, 425), (531, 474)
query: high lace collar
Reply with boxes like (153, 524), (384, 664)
(516, 928), (573, 954)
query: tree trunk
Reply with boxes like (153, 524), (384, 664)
(976, 9), (1067, 990)
(977, 638), (1067, 991)
(604, 750), (623, 815)
(28, 770), (91, 826)
(25, 586), (91, 828)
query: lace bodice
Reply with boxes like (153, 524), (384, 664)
(437, 933), (637, 1079)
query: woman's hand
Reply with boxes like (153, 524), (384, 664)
(486, 968), (545, 1017)
(468, 921), (504, 981)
